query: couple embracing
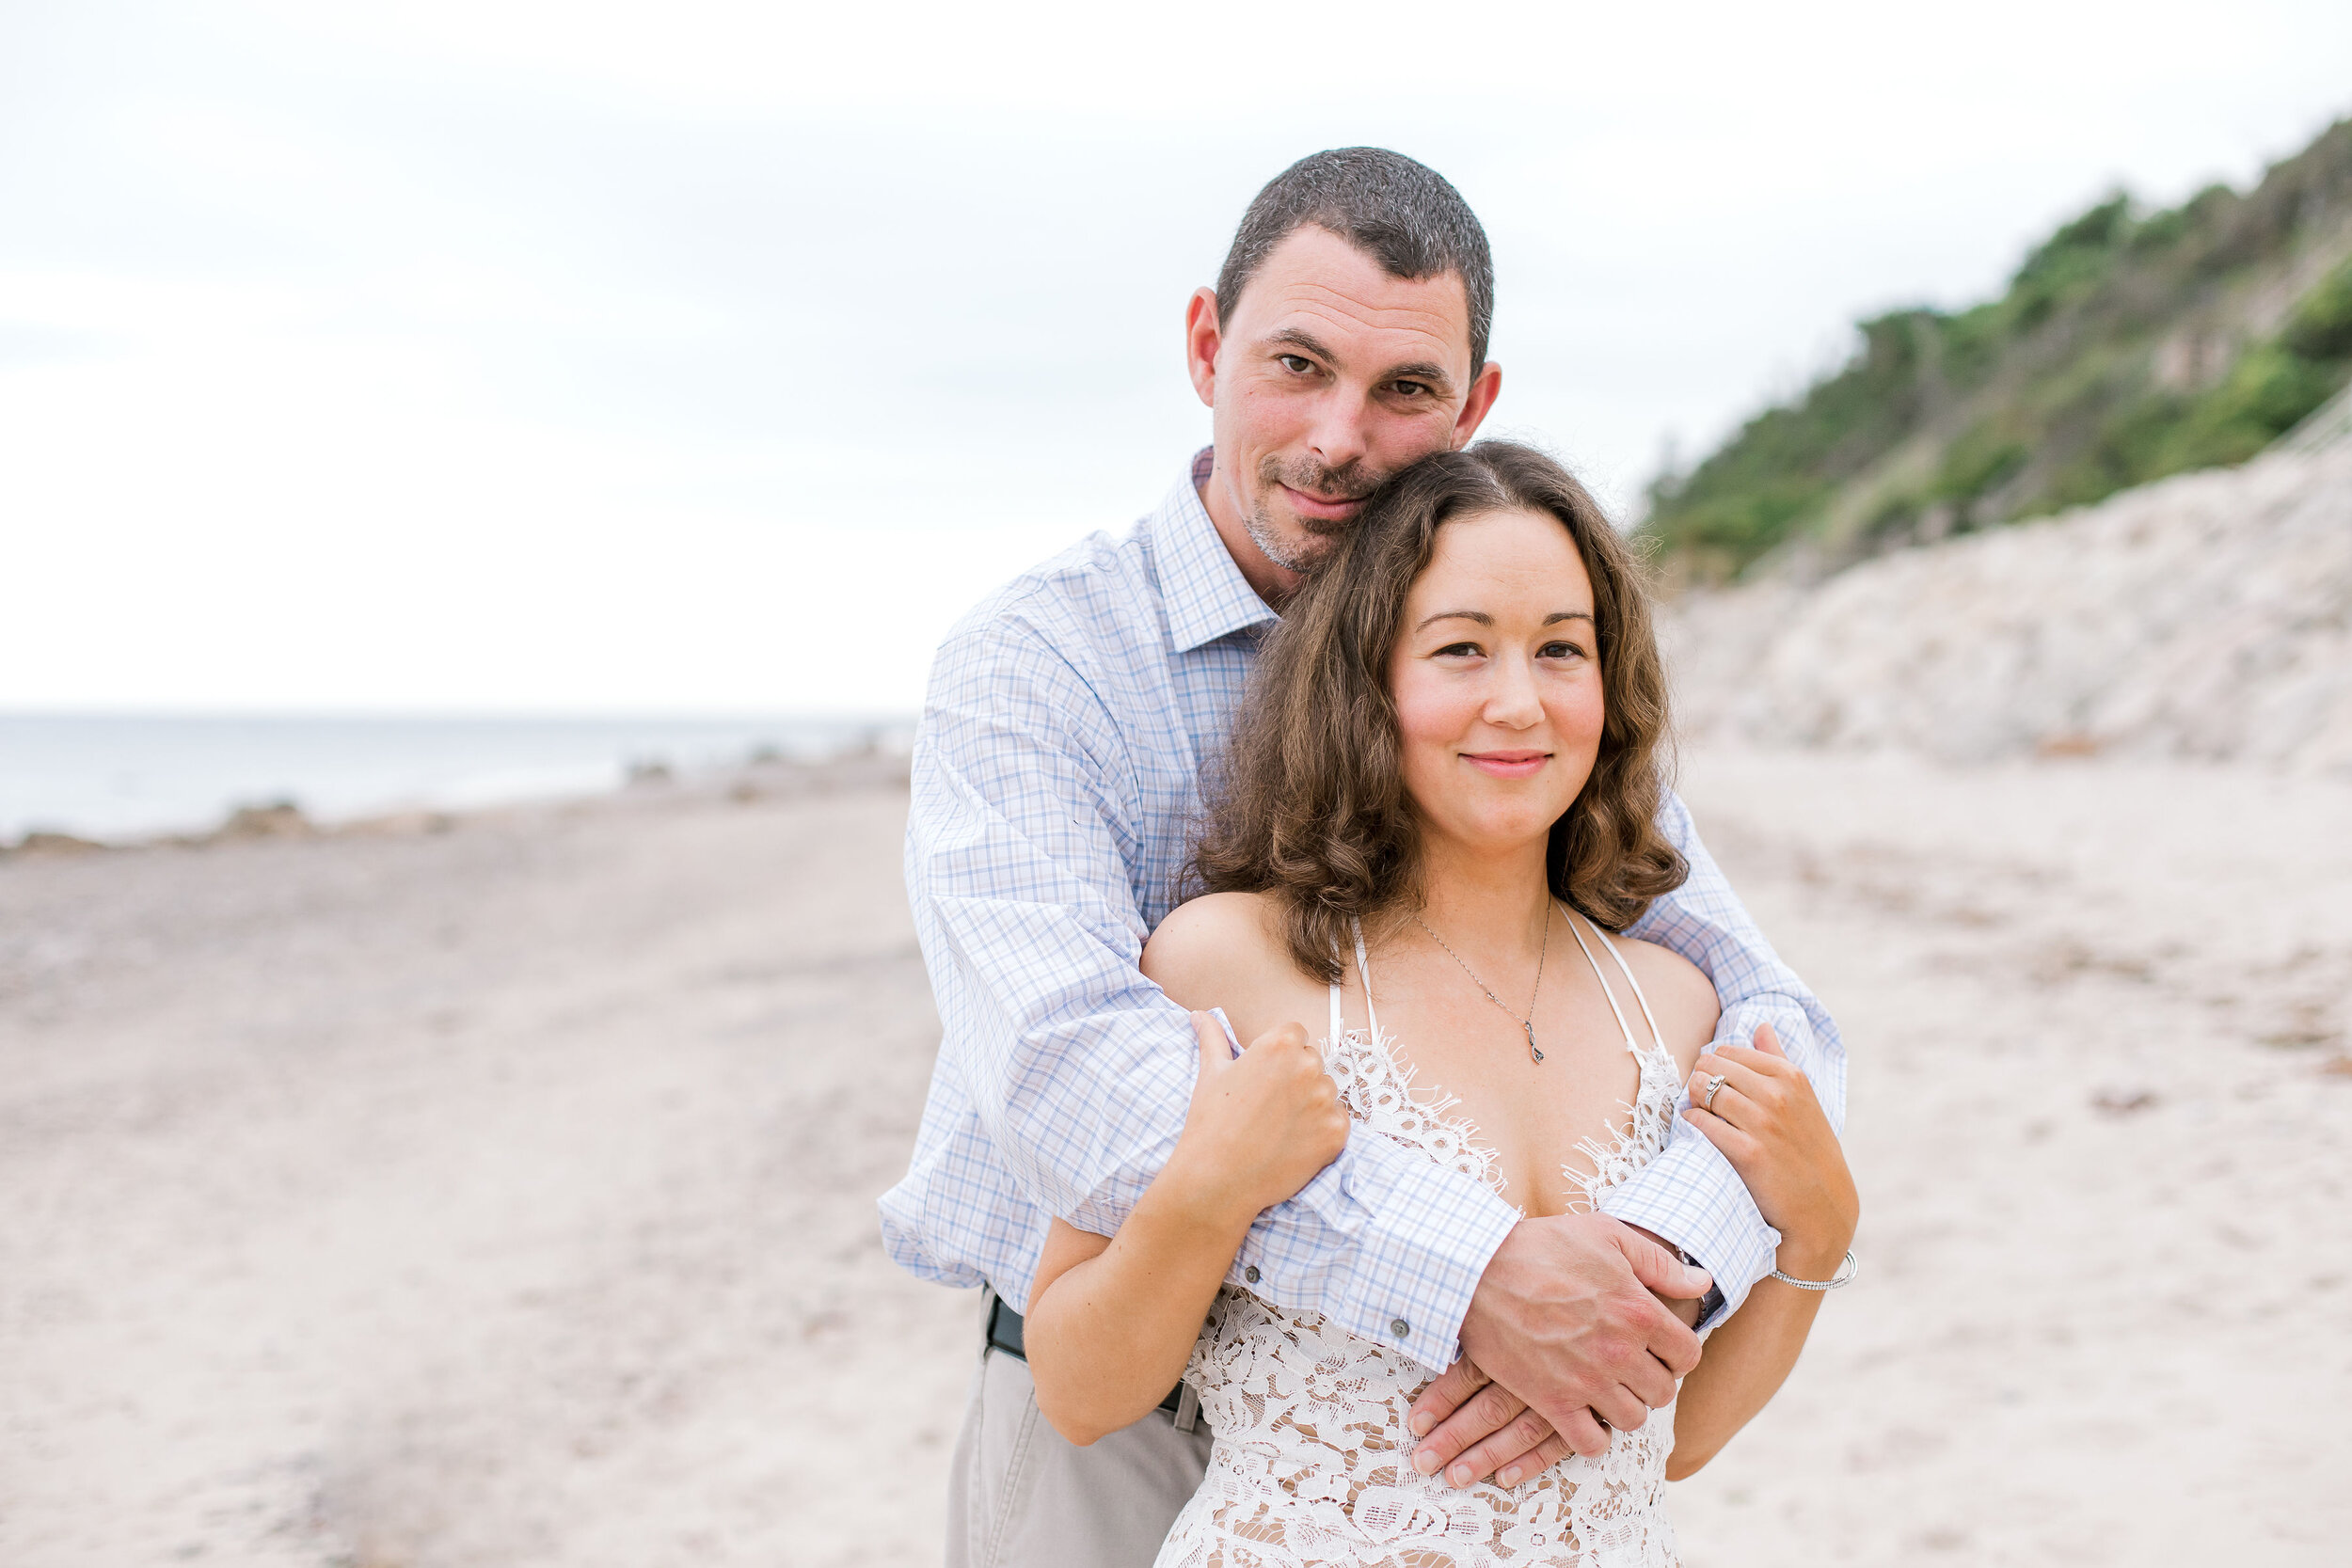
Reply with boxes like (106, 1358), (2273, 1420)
(881, 148), (1858, 1567)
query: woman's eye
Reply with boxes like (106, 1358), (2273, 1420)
(1435, 641), (1483, 658)
(1540, 641), (1586, 660)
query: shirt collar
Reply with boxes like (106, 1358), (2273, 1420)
(1155, 447), (1279, 653)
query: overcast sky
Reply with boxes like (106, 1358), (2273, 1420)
(4, 0), (2348, 716)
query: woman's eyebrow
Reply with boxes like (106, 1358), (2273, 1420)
(1414, 610), (1492, 631)
(1414, 610), (1596, 632)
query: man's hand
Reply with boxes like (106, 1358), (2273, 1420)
(1406, 1213), (1708, 1486)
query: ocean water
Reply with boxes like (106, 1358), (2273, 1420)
(0, 713), (912, 844)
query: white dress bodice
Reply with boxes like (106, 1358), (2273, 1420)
(1154, 910), (1686, 1567)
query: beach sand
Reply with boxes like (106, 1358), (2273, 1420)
(4, 750), (2348, 1565)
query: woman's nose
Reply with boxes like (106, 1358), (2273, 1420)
(1483, 656), (1544, 727)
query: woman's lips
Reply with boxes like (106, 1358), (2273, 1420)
(1463, 751), (1549, 779)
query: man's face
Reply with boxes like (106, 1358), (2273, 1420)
(1186, 224), (1502, 594)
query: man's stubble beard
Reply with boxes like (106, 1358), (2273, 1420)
(1244, 453), (1388, 575)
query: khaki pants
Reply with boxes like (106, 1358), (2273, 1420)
(945, 1300), (1213, 1568)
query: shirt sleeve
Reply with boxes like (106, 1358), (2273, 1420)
(908, 612), (1518, 1371)
(1600, 788), (1848, 1325)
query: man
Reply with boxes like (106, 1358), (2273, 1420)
(880, 148), (1844, 1566)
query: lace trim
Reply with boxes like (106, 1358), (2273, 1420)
(1565, 1037), (1684, 1212)
(1327, 1019), (1681, 1217)
(1321, 1022), (1506, 1200)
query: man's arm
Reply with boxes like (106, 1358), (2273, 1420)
(1605, 787), (1848, 1323)
(907, 613), (1517, 1370)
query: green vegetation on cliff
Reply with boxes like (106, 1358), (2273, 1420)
(1642, 118), (2352, 580)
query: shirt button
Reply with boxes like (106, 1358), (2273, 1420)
(1391, 1318), (1410, 1338)
(1244, 1265), (1260, 1284)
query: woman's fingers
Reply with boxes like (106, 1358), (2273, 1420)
(1190, 1012), (1232, 1075)
(1685, 1066), (1755, 1131)
(1706, 1046), (1777, 1076)
(1686, 1053), (1791, 1131)
(1442, 1405), (1555, 1487)
(1680, 1101), (1762, 1168)
(1496, 1431), (1573, 1488)
(1411, 1379), (1526, 1479)
(1707, 1042), (1799, 1083)
(1406, 1356), (1490, 1440)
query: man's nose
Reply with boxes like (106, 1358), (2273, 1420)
(1302, 388), (1372, 476)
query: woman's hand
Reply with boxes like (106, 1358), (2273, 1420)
(1682, 1024), (1858, 1276)
(1161, 1012), (1351, 1233)
(1024, 1013), (1347, 1448)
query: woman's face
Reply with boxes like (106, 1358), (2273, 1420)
(1387, 506), (1604, 858)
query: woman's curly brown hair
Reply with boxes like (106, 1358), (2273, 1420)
(1191, 440), (1687, 982)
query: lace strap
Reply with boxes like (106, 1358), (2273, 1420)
(1578, 911), (1670, 1056)
(1562, 908), (1645, 1053)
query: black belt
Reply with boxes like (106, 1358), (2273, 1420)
(987, 1293), (1186, 1417)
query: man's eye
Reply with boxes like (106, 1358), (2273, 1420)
(1393, 380), (1429, 397)
(1278, 355), (1313, 373)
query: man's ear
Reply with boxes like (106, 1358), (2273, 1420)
(1184, 287), (1221, 410)
(1452, 360), (1503, 449)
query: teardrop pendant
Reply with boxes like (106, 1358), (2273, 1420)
(1524, 1022), (1544, 1064)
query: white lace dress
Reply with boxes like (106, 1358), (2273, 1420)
(1154, 910), (1687, 1568)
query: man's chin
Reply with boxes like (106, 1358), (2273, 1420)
(1247, 515), (1344, 576)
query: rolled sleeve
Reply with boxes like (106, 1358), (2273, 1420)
(1235, 1129), (1521, 1372)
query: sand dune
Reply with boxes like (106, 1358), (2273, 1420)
(3, 750), (2348, 1564)
(1663, 448), (2352, 772)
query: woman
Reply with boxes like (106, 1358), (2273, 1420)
(1022, 442), (1857, 1564)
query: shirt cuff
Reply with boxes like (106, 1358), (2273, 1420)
(1235, 1132), (1520, 1375)
(1598, 1130), (1781, 1331)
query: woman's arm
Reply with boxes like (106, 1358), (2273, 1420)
(1611, 792), (1848, 1329)
(1025, 1009), (1349, 1445)
(1665, 1023), (1860, 1479)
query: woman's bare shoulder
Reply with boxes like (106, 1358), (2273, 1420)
(1610, 933), (1721, 1076)
(1143, 892), (1321, 1025)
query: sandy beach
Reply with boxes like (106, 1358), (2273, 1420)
(5, 748), (2349, 1565)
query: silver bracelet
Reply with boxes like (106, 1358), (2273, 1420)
(1769, 1249), (1858, 1291)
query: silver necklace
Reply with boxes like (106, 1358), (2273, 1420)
(1411, 909), (1550, 1064)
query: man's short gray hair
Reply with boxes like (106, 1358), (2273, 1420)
(1216, 148), (1495, 377)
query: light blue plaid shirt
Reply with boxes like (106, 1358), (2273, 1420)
(879, 451), (1846, 1370)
